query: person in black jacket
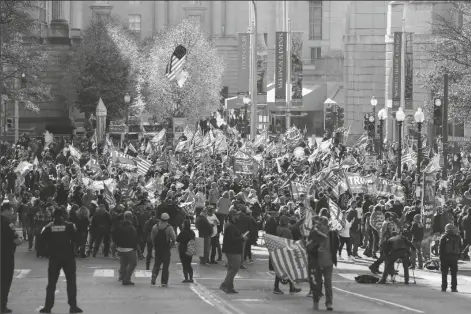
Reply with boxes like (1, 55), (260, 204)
(195, 208), (213, 265)
(264, 210), (279, 272)
(378, 232), (416, 285)
(176, 220), (196, 283)
(143, 211), (159, 270)
(39, 207), (82, 314)
(112, 211), (138, 286)
(440, 223), (461, 292)
(1, 202), (22, 314)
(90, 204), (112, 257)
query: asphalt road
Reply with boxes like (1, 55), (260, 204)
(7, 237), (471, 314)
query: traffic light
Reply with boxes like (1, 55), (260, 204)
(325, 105), (333, 137)
(433, 98), (442, 125)
(20, 73), (27, 89)
(364, 114), (370, 131)
(337, 107), (344, 128)
(6, 118), (13, 131)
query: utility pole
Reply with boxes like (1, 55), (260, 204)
(249, 0), (258, 141)
(442, 73), (449, 179)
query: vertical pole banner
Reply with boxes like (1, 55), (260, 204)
(275, 32), (287, 105)
(257, 33), (268, 104)
(404, 33), (414, 110)
(291, 32), (303, 107)
(237, 33), (250, 95)
(392, 32), (402, 111)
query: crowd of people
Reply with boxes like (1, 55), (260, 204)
(1, 122), (470, 313)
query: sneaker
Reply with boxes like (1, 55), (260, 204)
(182, 279), (190, 283)
(1, 308), (13, 314)
(39, 308), (51, 313)
(451, 288), (458, 292)
(273, 288), (284, 295)
(354, 255), (362, 259)
(326, 305), (333, 311)
(441, 289), (446, 292)
(225, 289), (239, 294)
(289, 287), (302, 293)
(122, 281), (135, 286)
(69, 306), (83, 313)
(188, 279), (194, 283)
(161, 284), (168, 287)
(219, 284), (227, 292)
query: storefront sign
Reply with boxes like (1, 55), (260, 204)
(291, 32), (304, 107)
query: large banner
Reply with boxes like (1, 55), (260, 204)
(291, 32), (303, 107)
(422, 171), (437, 240)
(233, 151), (258, 174)
(275, 31), (287, 104)
(404, 32), (413, 110)
(237, 33), (250, 95)
(392, 32), (402, 111)
(257, 33), (268, 103)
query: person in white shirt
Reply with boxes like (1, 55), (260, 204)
(207, 206), (222, 263)
(338, 217), (353, 261)
(194, 187), (206, 218)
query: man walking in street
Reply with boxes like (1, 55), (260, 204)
(1, 202), (22, 314)
(112, 211), (138, 286)
(150, 213), (176, 287)
(440, 223), (460, 292)
(220, 208), (247, 294)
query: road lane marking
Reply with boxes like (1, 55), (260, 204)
(191, 281), (246, 314)
(193, 278), (274, 282)
(93, 269), (115, 277)
(233, 299), (264, 302)
(134, 270), (152, 278)
(14, 269), (31, 278)
(333, 286), (425, 313)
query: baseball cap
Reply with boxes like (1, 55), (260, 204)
(161, 213), (170, 221)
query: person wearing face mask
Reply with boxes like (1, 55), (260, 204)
(39, 207), (82, 314)
(220, 208), (247, 294)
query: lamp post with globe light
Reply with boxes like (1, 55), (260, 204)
(396, 107), (405, 180)
(378, 108), (387, 160)
(124, 93), (131, 126)
(415, 107), (425, 181)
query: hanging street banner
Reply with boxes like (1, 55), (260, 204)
(237, 33), (250, 95)
(291, 32), (304, 107)
(257, 33), (268, 104)
(392, 32), (402, 111)
(404, 32), (414, 110)
(275, 31), (287, 104)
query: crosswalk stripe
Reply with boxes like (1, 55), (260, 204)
(92, 269), (115, 277)
(338, 273), (359, 281)
(134, 270), (152, 278)
(14, 269), (31, 278)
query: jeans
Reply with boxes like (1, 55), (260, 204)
(152, 250), (171, 285)
(199, 237), (210, 264)
(221, 253), (241, 291)
(180, 253), (193, 280)
(411, 240), (423, 269)
(382, 249), (410, 282)
(1, 255), (14, 310)
(93, 228), (110, 256)
(118, 250), (137, 283)
(370, 245), (386, 271)
(338, 236), (352, 256)
(372, 229), (380, 254)
(244, 240), (252, 261)
(312, 265), (334, 308)
(44, 257), (77, 309)
(441, 258), (458, 290)
(241, 239), (247, 264)
(350, 232), (361, 256)
(77, 232), (88, 257)
(210, 235), (222, 262)
(145, 240), (153, 269)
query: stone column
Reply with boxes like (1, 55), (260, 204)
(156, 0), (166, 30)
(49, 0), (70, 39)
(211, 1), (222, 37)
(70, 0), (83, 39)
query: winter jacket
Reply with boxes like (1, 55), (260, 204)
(112, 220), (138, 250)
(222, 222), (244, 254)
(195, 215), (213, 237)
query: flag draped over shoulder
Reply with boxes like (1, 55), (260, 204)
(165, 45), (188, 88)
(264, 234), (309, 282)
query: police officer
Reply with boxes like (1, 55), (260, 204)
(39, 207), (83, 314)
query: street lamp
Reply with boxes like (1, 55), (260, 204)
(415, 107), (425, 183)
(434, 97), (442, 137)
(396, 107), (405, 180)
(378, 108), (388, 160)
(124, 93), (131, 125)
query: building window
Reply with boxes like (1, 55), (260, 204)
(38, 1), (47, 23)
(129, 1), (141, 4)
(310, 47), (321, 61)
(129, 14), (141, 37)
(188, 15), (201, 27)
(309, 1), (322, 40)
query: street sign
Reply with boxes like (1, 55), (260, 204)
(364, 155), (377, 171)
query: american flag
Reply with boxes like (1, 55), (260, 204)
(103, 183), (116, 209)
(300, 208), (314, 237)
(264, 234), (309, 282)
(135, 156), (151, 176)
(165, 45), (187, 86)
(340, 155), (360, 169)
(183, 125), (194, 140)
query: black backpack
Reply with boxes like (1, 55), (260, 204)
(154, 225), (171, 252)
(355, 274), (379, 284)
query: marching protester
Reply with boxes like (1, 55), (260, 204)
(440, 223), (461, 292)
(176, 219), (196, 283)
(113, 211), (139, 286)
(150, 213), (176, 287)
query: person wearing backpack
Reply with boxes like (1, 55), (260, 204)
(150, 213), (176, 287)
(112, 211), (138, 286)
(176, 220), (196, 283)
(439, 223), (461, 292)
(143, 210), (159, 270)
